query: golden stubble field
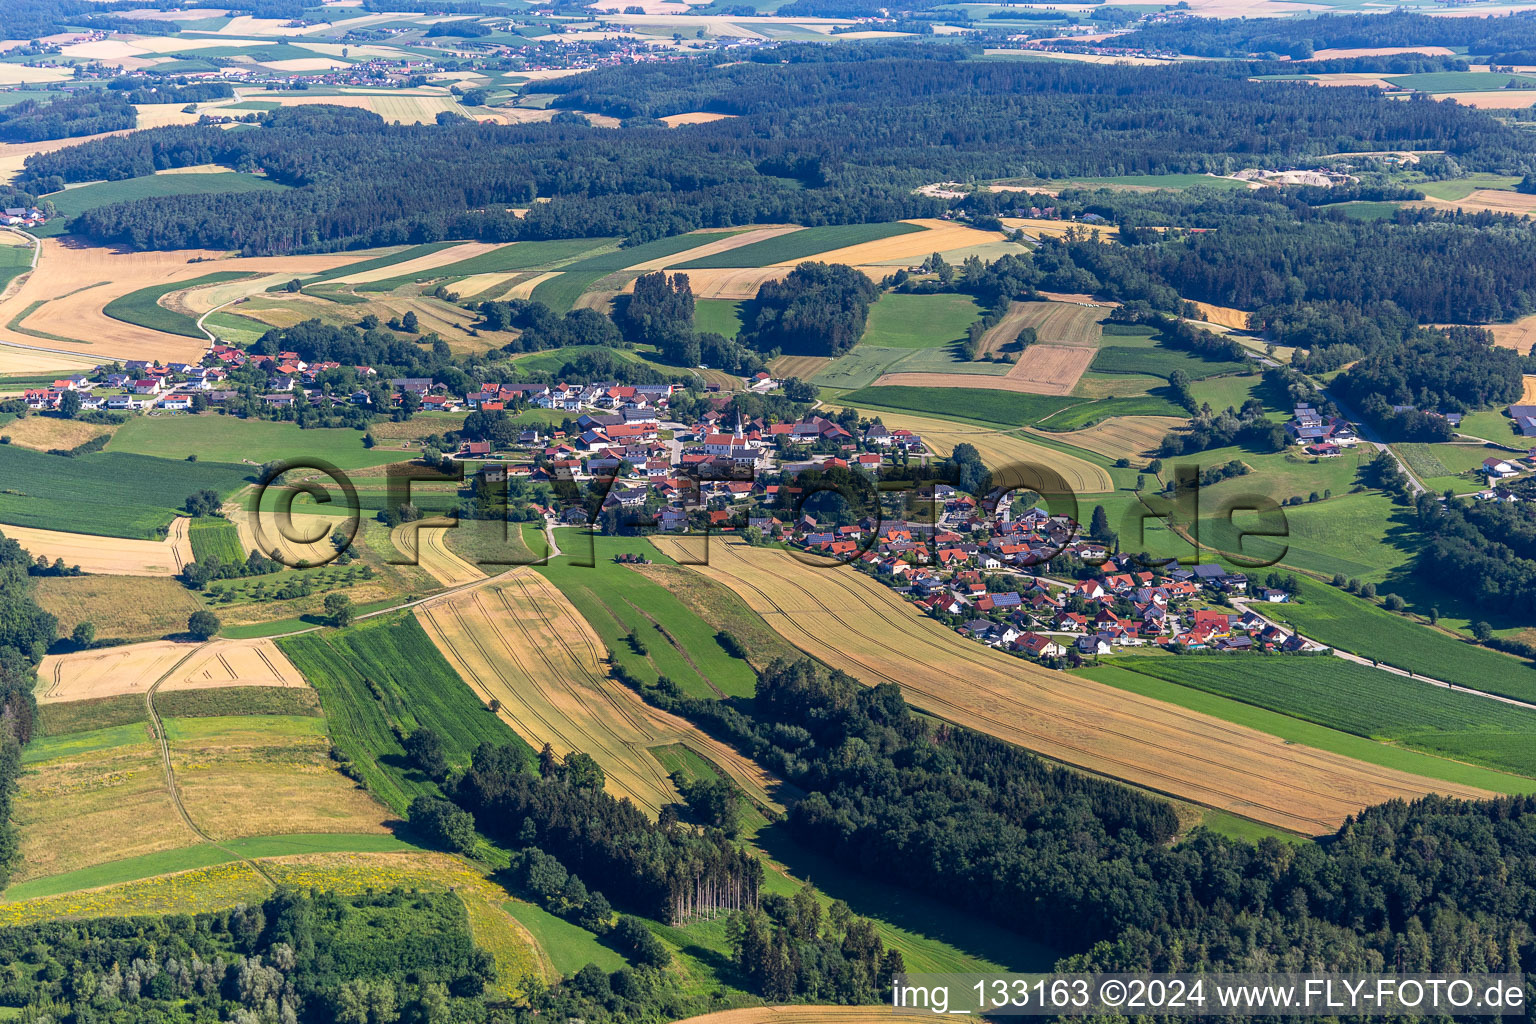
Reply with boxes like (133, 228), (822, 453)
(35, 636), (307, 703)
(837, 403), (1113, 493)
(416, 570), (778, 816)
(1026, 415), (1187, 465)
(0, 517), (192, 576)
(648, 537), (1491, 835)
(0, 240), (357, 364)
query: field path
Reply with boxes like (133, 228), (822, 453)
(142, 641), (279, 887)
(651, 538), (1491, 835)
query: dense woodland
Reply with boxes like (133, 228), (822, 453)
(1415, 491), (1536, 615)
(0, 887), (500, 1021)
(0, 92), (134, 144)
(1114, 10), (1536, 61)
(740, 262), (879, 357)
(21, 47), (1536, 253)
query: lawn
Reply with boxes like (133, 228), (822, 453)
(109, 414), (410, 471)
(1265, 577), (1536, 703)
(861, 292), (982, 349)
(278, 613), (532, 814)
(1394, 442), (1494, 492)
(1206, 490), (1408, 582)
(0, 239), (31, 292)
(1103, 655), (1536, 779)
(0, 445), (251, 539)
(1089, 330), (1248, 380)
(535, 529), (758, 699)
(1035, 392), (1188, 430)
(504, 901), (628, 975)
(1459, 409), (1525, 446)
(839, 384), (1077, 428)
(673, 222), (925, 269)
(1076, 663), (1536, 795)
(810, 346), (915, 391)
(102, 271), (254, 338)
(694, 298), (745, 338)
(37, 173), (289, 237)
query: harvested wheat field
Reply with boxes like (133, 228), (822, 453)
(168, 715), (390, 842)
(13, 730), (196, 882)
(769, 354), (833, 379)
(1308, 45), (1455, 58)
(651, 538), (1491, 835)
(1027, 415), (1185, 465)
(0, 241), (357, 363)
(0, 518), (191, 576)
(660, 111), (739, 126)
(839, 405), (1112, 492)
(1415, 189), (1536, 217)
(1438, 91), (1536, 109)
(417, 572), (778, 816)
(628, 266), (793, 300)
(787, 218), (1005, 267)
(331, 242), (502, 285)
(1014, 300), (1109, 346)
(973, 300), (1035, 357)
(1001, 216), (1121, 241)
(36, 636), (305, 704)
(231, 507), (352, 570)
(676, 1009), (981, 1024)
(1486, 314), (1536, 353)
(393, 518), (487, 588)
(0, 344), (98, 376)
(1523, 375), (1536, 403)
(1191, 300), (1255, 330)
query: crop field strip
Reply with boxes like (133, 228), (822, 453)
(672, 222), (925, 269)
(1100, 656), (1536, 779)
(37, 636), (306, 704)
(1025, 415), (1187, 464)
(417, 571), (777, 816)
(649, 538), (1490, 835)
(277, 613), (531, 815)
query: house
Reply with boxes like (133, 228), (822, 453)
(1014, 633), (1066, 659)
(1261, 588), (1290, 603)
(1075, 634), (1113, 656)
(1510, 405), (1536, 438)
(1484, 457), (1520, 479)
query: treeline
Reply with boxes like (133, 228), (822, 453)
(0, 91), (133, 144)
(643, 657), (1536, 978)
(1112, 10), (1536, 62)
(1336, 325), (1523, 413)
(621, 271), (767, 375)
(23, 46), (1536, 254)
(742, 262), (879, 357)
(1415, 491), (1536, 615)
(107, 78), (235, 105)
(0, 530), (56, 888)
(452, 742), (762, 924)
(0, 887), (499, 1021)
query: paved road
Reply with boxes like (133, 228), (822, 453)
(1320, 389), (1426, 495)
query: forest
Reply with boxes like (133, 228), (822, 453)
(741, 262), (880, 357)
(20, 47), (1536, 254)
(0, 887), (500, 1021)
(0, 91), (134, 144)
(1414, 491), (1536, 615)
(1113, 10), (1536, 61)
